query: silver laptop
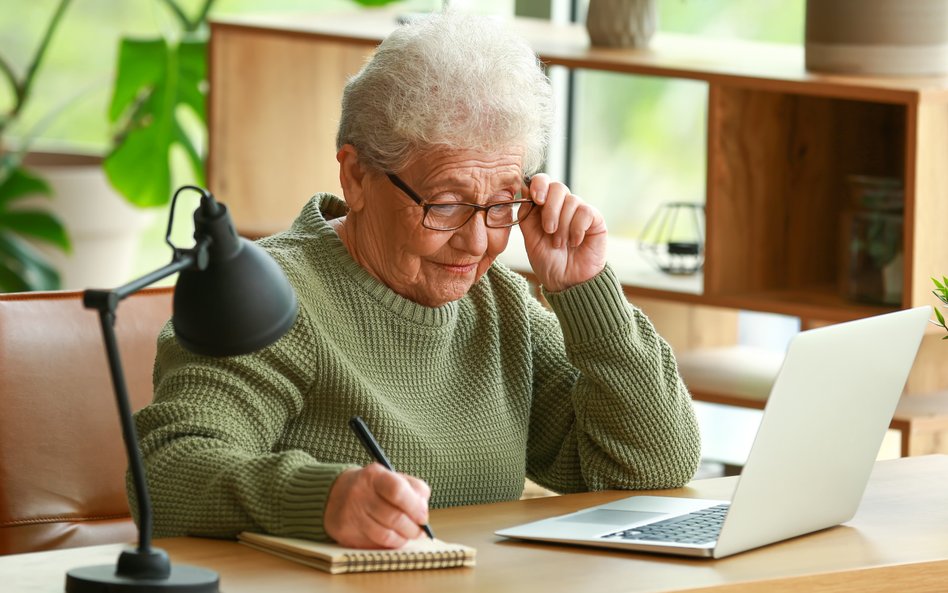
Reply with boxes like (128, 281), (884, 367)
(496, 306), (931, 559)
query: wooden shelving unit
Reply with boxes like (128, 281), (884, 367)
(207, 11), (948, 452)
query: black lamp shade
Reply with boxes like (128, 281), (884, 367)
(173, 239), (298, 357)
(170, 198), (297, 357)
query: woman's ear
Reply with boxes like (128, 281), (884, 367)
(337, 144), (367, 212)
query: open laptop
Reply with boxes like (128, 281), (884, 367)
(496, 306), (931, 559)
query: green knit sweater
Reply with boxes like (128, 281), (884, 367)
(134, 194), (701, 541)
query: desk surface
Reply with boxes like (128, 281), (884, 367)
(3, 455), (947, 593)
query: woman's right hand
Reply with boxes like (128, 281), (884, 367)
(324, 463), (432, 548)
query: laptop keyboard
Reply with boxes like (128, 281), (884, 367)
(602, 503), (730, 545)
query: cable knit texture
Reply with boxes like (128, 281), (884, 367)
(132, 194), (701, 541)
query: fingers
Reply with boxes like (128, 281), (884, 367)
(525, 173), (564, 233)
(567, 204), (599, 247)
(361, 510), (419, 549)
(373, 466), (430, 528)
(524, 174), (603, 248)
(404, 473), (432, 505)
(324, 464), (432, 549)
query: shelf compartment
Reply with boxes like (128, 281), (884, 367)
(701, 285), (895, 323)
(704, 85), (907, 319)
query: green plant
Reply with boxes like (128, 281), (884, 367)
(104, 0), (214, 208)
(104, 0), (403, 209)
(0, 0), (72, 292)
(933, 276), (948, 338)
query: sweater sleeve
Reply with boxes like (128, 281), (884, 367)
(524, 265), (701, 493)
(131, 306), (354, 541)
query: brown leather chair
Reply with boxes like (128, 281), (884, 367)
(0, 286), (173, 555)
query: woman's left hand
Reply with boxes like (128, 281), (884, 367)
(519, 174), (608, 292)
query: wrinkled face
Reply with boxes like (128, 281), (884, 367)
(350, 147), (524, 307)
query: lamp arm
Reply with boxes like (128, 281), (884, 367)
(113, 250), (202, 300)
(82, 247), (204, 560)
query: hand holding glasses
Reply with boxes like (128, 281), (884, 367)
(387, 169), (607, 291)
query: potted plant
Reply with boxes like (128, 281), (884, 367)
(0, 0), (72, 292)
(103, 0), (401, 208)
(104, 0), (214, 208)
(5, 0), (210, 291)
(934, 276), (948, 338)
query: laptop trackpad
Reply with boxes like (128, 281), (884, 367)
(557, 509), (665, 526)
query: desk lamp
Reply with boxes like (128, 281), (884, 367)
(66, 185), (298, 592)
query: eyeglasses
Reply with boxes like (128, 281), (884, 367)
(386, 173), (534, 231)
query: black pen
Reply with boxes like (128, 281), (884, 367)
(348, 416), (435, 540)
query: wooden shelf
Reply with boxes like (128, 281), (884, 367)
(212, 11), (948, 103)
(705, 286), (896, 323)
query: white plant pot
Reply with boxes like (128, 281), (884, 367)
(21, 152), (155, 290)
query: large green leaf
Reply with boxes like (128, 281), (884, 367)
(104, 36), (207, 207)
(0, 164), (51, 206)
(0, 264), (29, 292)
(177, 39), (207, 121)
(0, 233), (61, 292)
(0, 210), (70, 251)
(107, 38), (167, 123)
(0, 165), (69, 292)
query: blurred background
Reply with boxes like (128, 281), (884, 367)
(2, 0), (804, 281)
(2, 0), (812, 469)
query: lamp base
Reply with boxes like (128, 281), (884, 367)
(66, 564), (219, 593)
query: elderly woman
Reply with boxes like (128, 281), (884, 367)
(134, 11), (700, 550)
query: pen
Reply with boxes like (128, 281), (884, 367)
(348, 416), (435, 540)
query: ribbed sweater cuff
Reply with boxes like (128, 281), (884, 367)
(279, 463), (355, 540)
(542, 265), (632, 344)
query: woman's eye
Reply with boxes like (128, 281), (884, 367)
(428, 203), (466, 216)
(489, 203), (514, 215)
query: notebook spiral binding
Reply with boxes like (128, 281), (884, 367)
(342, 549), (468, 572)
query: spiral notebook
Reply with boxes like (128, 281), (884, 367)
(238, 531), (476, 574)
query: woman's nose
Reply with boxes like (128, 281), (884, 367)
(449, 210), (490, 253)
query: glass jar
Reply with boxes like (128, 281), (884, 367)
(839, 175), (904, 306)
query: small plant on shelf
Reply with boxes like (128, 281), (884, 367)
(933, 276), (948, 338)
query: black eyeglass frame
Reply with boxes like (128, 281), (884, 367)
(386, 172), (534, 231)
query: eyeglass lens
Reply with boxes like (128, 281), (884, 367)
(424, 201), (533, 230)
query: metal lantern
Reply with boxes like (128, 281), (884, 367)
(638, 202), (706, 275)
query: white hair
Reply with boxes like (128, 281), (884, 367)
(336, 11), (554, 175)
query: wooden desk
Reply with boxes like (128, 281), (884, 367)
(3, 456), (947, 593)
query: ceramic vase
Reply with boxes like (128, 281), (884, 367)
(586, 0), (657, 49)
(806, 0), (948, 75)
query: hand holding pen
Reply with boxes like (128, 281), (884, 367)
(349, 416), (435, 539)
(322, 416), (434, 548)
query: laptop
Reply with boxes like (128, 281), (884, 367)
(496, 306), (931, 559)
